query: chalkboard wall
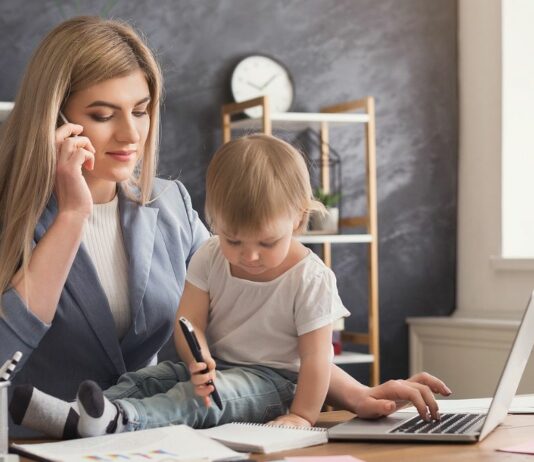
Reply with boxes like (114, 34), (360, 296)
(0, 0), (458, 382)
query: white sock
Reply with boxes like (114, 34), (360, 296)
(77, 380), (125, 437)
(9, 384), (79, 438)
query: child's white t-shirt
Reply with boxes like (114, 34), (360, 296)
(185, 236), (350, 372)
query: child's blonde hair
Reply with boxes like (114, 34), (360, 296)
(206, 134), (325, 235)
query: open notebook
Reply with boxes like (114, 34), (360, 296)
(198, 422), (328, 454)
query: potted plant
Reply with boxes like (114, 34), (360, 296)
(310, 188), (341, 233)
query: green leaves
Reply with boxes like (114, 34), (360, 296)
(314, 188), (340, 208)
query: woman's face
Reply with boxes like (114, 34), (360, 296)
(63, 70), (151, 199)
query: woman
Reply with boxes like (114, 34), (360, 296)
(0, 16), (208, 436)
(1, 16), (449, 438)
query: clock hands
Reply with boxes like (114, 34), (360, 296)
(260, 73), (279, 90)
(247, 81), (263, 91)
(247, 74), (279, 92)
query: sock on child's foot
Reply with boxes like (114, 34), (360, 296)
(9, 384), (79, 439)
(77, 380), (125, 437)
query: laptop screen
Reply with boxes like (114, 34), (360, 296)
(479, 292), (534, 440)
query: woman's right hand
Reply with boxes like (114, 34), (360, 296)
(54, 123), (96, 219)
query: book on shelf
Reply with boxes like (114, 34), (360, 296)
(198, 422), (328, 454)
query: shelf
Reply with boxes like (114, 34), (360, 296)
(229, 111), (369, 131)
(0, 102), (14, 122)
(297, 233), (372, 244)
(333, 351), (374, 365)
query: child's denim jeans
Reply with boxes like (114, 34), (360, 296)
(104, 359), (298, 431)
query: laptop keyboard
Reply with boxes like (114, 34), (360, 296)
(390, 413), (485, 435)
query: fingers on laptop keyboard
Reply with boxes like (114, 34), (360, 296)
(407, 372), (452, 397)
(391, 380), (438, 421)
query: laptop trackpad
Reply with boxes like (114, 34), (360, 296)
(330, 412), (419, 436)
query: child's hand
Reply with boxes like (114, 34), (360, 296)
(188, 357), (217, 408)
(267, 413), (312, 428)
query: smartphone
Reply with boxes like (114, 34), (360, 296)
(178, 317), (223, 410)
(59, 110), (69, 125)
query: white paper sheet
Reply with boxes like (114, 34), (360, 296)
(11, 425), (247, 462)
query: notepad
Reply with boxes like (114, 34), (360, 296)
(498, 439), (534, 455)
(11, 425), (246, 462)
(198, 422), (328, 454)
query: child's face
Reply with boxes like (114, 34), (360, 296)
(217, 215), (298, 279)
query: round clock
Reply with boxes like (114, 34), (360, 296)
(231, 54), (294, 118)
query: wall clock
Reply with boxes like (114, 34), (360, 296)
(231, 54), (294, 118)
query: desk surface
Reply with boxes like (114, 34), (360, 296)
(14, 411), (534, 462)
(255, 411), (534, 462)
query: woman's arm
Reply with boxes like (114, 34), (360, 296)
(174, 181), (210, 259)
(10, 123), (95, 324)
(11, 212), (86, 324)
(272, 324), (333, 427)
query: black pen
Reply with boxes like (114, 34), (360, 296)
(179, 317), (223, 410)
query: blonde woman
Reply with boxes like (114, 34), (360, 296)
(0, 16), (210, 437)
(6, 17), (450, 439)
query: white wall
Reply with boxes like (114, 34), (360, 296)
(501, 0), (534, 257)
(409, 0), (534, 397)
(456, 0), (534, 320)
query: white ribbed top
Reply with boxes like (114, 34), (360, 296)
(83, 194), (131, 339)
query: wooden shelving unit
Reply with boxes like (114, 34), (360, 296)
(221, 96), (380, 386)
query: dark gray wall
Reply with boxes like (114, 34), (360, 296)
(0, 0), (458, 382)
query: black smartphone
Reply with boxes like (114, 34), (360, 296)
(178, 316), (223, 410)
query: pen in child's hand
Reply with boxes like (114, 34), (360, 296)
(179, 317), (223, 410)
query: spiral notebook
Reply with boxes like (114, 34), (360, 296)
(198, 422), (328, 454)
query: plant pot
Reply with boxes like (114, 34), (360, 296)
(310, 207), (339, 233)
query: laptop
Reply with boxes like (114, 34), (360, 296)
(328, 290), (534, 443)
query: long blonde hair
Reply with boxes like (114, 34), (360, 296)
(0, 16), (162, 305)
(205, 134), (325, 235)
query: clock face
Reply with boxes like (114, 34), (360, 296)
(231, 55), (294, 118)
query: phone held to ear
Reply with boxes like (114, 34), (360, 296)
(59, 110), (69, 125)
(57, 111), (94, 171)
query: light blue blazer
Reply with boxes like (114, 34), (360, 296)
(0, 179), (209, 435)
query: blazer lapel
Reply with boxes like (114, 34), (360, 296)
(36, 197), (126, 374)
(118, 188), (159, 336)
(67, 244), (126, 373)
